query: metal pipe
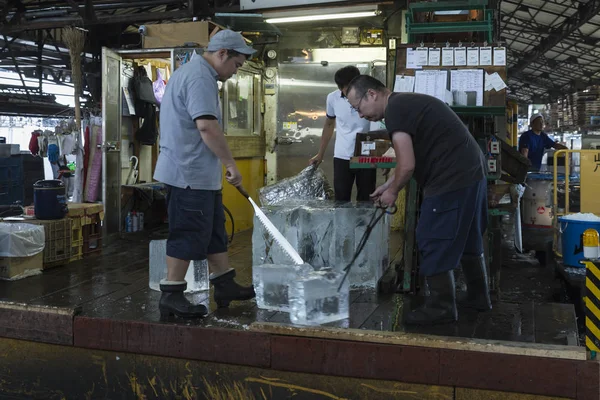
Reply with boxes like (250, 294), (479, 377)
(9, 0), (185, 17)
(512, 102), (518, 149)
(506, 105), (513, 146)
(215, 13), (264, 18)
(565, 151), (570, 215)
(553, 150), (561, 257)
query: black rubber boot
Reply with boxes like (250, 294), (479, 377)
(404, 271), (458, 325)
(159, 280), (208, 318)
(210, 269), (255, 308)
(461, 254), (492, 311)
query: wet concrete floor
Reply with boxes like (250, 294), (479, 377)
(0, 218), (580, 347)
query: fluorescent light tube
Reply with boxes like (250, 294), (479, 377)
(266, 11), (377, 24)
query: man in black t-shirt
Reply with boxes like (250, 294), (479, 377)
(345, 75), (492, 326)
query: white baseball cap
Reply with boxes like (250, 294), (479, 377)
(530, 114), (544, 125)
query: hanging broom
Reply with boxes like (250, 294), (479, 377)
(63, 26), (86, 203)
(62, 26), (86, 132)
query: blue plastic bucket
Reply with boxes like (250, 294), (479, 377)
(33, 179), (68, 220)
(559, 216), (600, 267)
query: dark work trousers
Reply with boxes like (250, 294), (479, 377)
(416, 178), (488, 277)
(333, 157), (377, 202)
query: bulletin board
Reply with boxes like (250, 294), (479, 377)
(394, 43), (507, 107)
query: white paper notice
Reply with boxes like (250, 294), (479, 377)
(394, 75), (416, 93)
(493, 47), (506, 66)
(467, 48), (479, 66)
(416, 47), (429, 66)
(486, 72), (507, 91)
(428, 48), (441, 66)
(450, 69), (484, 106)
(406, 48), (422, 69)
(454, 47), (467, 66)
(479, 47), (492, 66)
(414, 70), (448, 103)
(442, 48), (454, 66)
(361, 142), (376, 155)
(484, 73), (495, 91)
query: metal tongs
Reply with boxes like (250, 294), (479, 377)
(338, 203), (398, 290)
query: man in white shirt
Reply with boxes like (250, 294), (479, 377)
(309, 66), (376, 201)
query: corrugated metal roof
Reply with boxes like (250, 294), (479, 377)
(501, 0), (600, 103)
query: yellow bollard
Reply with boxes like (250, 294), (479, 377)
(581, 255), (600, 359)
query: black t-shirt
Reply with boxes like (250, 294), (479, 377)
(384, 93), (486, 197)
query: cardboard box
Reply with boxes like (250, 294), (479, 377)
(359, 139), (392, 156)
(354, 131), (390, 157)
(0, 251), (43, 280)
(143, 21), (209, 49)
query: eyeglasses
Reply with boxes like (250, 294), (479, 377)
(350, 92), (366, 113)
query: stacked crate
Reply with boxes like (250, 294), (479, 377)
(0, 156), (23, 206)
(27, 218), (72, 269)
(21, 154), (44, 206)
(68, 212), (84, 262)
(67, 203), (104, 259)
(550, 87), (600, 129)
(0, 154), (44, 206)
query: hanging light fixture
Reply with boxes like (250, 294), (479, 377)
(264, 5), (379, 24)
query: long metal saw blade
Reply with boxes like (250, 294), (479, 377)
(248, 197), (304, 265)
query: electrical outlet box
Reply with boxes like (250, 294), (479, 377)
(488, 159), (497, 173)
(360, 28), (383, 46)
(389, 38), (397, 50)
(490, 142), (500, 154)
(341, 27), (360, 44)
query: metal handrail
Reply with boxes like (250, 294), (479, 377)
(552, 149), (595, 258)
(552, 149), (573, 258)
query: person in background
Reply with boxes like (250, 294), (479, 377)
(309, 66), (376, 201)
(519, 114), (567, 170)
(345, 75), (492, 326)
(153, 30), (256, 319)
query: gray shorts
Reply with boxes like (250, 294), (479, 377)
(165, 185), (228, 261)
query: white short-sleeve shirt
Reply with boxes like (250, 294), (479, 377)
(326, 90), (371, 160)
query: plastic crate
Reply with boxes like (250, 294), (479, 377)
(0, 180), (23, 206)
(0, 156), (22, 182)
(82, 218), (102, 257)
(28, 218), (72, 267)
(69, 216), (84, 262)
(70, 237), (83, 262)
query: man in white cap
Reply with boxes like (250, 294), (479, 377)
(519, 114), (566, 170)
(153, 30), (256, 318)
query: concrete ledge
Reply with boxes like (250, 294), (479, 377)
(73, 316), (271, 368)
(250, 322), (587, 360)
(0, 301), (78, 345)
(252, 322), (598, 399)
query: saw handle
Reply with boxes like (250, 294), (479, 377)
(236, 185), (250, 199)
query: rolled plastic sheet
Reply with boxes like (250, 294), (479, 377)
(513, 184), (526, 253)
(0, 223), (45, 258)
(259, 166), (334, 206)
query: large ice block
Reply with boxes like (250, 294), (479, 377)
(252, 201), (390, 288)
(259, 166), (334, 206)
(289, 269), (349, 325)
(253, 263), (312, 312)
(149, 239), (209, 293)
